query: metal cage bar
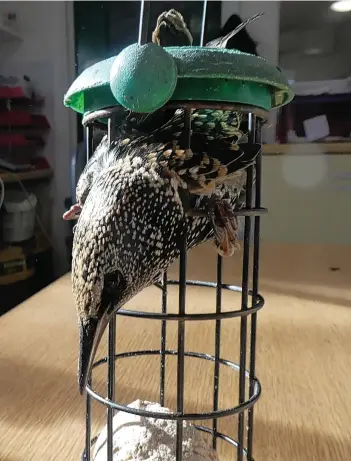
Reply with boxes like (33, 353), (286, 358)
(237, 114), (255, 461)
(175, 106), (192, 461)
(106, 114), (117, 461)
(176, 227), (187, 460)
(84, 377), (92, 461)
(159, 271), (168, 407)
(86, 349), (262, 419)
(247, 116), (262, 460)
(212, 254), (222, 450)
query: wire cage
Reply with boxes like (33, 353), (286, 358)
(64, 1), (292, 460)
(82, 104), (265, 461)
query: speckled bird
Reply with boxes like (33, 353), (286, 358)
(68, 10), (262, 394)
(71, 117), (259, 393)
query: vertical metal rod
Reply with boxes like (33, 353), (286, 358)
(85, 124), (94, 164)
(176, 229), (187, 461)
(84, 122), (94, 461)
(138, 0), (150, 46)
(107, 316), (116, 461)
(247, 116), (261, 461)
(182, 108), (192, 148)
(199, 0), (208, 46)
(212, 255), (222, 449)
(106, 116), (117, 461)
(160, 272), (168, 406)
(108, 115), (116, 144)
(237, 113), (254, 461)
(176, 108), (191, 461)
(85, 377), (92, 461)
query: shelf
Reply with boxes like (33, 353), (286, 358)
(0, 168), (53, 184)
(0, 87), (44, 107)
(0, 86), (32, 100)
(263, 142), (351, 156)
(0, 112), (50, 129)
(0, 133), (45, 147)
(0, 24), (21, 42)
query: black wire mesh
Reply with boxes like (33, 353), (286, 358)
(79, 1), (267, 460)
(82, 111), (265, 461)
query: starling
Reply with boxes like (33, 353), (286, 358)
(69, 10), (262, 394)
(71, 109), (259, 393)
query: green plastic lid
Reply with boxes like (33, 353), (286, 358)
(64, 44), (294, 116)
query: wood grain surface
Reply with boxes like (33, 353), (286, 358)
(0, 242), (350, 461)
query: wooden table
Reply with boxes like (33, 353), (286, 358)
(1, 242), (350, 461)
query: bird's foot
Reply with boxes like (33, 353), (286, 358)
(208, 196), (239, 257)
(63, 203), (82, 220)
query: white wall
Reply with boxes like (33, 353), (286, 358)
(261, 153), (351, 245)
(280, 52), (351, 82)
(280, 21), (351, 81)
(279, 2), (351, 82)
(221, 1), (280, 143)
(0, 1), (77, 276)
(221, 1), (280, 65)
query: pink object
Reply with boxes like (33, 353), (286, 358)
(63, 203), (81, 220)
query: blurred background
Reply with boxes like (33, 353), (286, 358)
(0, 0), (350, 312)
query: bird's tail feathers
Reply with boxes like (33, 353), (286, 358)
(223, 13), (263, 46)
(207, 12), (264, 49)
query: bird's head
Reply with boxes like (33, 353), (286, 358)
(73, 258), (125, 394)
(71, 162), (132, 394)
(71, 152), (186, 394)
(152, 9), (193, 47)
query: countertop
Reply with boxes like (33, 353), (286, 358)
(0, 242), (350, 461)
(262, 142), (351, 155)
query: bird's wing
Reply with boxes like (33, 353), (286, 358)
(191, 109), (246, 142)
(69, 105), (254, 218)
(122, 132), (260, 196)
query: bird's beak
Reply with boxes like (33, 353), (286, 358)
(78, 310), (110, 394)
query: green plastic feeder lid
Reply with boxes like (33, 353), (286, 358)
(64, 44), (294, 116)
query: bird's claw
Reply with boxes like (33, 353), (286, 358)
(208, 196), (239, 257)
(63, 203), (82, 221)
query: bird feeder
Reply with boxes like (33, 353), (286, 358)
(64, 2), (293, 461)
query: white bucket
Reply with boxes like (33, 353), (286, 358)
(2, 191), (37, 242)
